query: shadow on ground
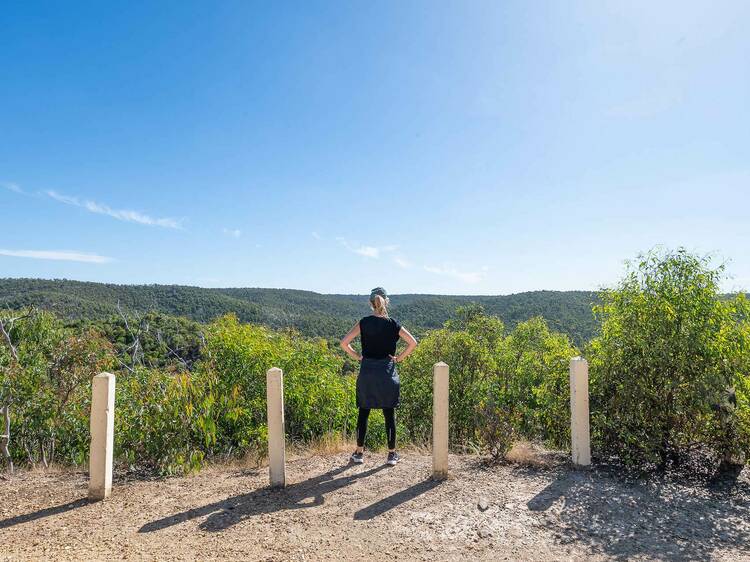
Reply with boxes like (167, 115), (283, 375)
(526, 465), (750, 561)
(354, 478), (441, 520)
(0, 498), (89, 529)
(140, 461), (442, 533)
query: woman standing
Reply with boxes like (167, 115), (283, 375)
(340, 287), (418, 465)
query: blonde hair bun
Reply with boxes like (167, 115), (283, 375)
(369, 293), (389, 318)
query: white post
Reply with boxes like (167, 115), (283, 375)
(266, 367), (286, 488)
(89, 372), (116, 500)
(432, 362), (449, 480)
(569, 357), (591, 467)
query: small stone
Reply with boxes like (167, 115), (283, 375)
(478, 527), (493, 538)
(478, 496), (489, 511)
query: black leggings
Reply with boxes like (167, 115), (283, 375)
(356, 407), (396, 450)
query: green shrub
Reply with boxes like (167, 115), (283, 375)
(737, 373), (750, 461)
(399, 307), (502, 450)
(0, 310), (114, 466)
(477, 395), (519, 460)
(589, 249), (750, 468)
(116, 367), (215, 475)
(494, 317), (578, 450)
(202, 315), (355, 455)
(400, 307), (577, 456)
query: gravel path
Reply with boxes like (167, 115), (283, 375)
(1, 452), (748, 561)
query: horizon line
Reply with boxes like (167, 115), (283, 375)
(0, 276), (603, 298)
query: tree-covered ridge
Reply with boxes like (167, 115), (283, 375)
(0, 278), (599, 345)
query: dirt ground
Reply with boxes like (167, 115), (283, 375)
(1, 450), (749, 561)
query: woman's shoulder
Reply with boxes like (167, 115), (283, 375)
(360, 315), (399, 326)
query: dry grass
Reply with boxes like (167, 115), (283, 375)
(292, 433), (356, 457)
(2, 462), (84, 477)
(505, 440), (565, 468)
(2, 436), (435, 480)
(3, 440), (562, 481)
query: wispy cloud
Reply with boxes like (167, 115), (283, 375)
(424, 264), (486, 284)
(354, 245), (381, 258)
(222, 227), (242, 238)
(1, 182), (23, 194)
(311, 231), (322, 240)
(0, 249), (113, 264)
(337, 237), (398, 259)
(393, 256), (412, 269)
(45, 190), (184, 229)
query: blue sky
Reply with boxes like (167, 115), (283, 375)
(2, 1), (749, 294)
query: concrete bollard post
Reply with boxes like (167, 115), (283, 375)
(569, 357), (591, 467)
(266, 367), (286, 488)
(89, 372), (116, 500)
(432, 362), (449, 480)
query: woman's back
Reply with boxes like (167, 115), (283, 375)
(339, 288), (418, 465)
(360, 315), (401, 359)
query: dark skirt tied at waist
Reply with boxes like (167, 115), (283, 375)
(356, 357), (400, 409)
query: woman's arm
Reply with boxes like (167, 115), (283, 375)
(393, 327), (418, 363)
(339, 322), (362, 362)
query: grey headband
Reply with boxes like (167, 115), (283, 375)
(370, 287), (388, 299)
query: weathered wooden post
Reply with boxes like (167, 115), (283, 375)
(569, 357), (591, 467)
(89, 372), (116, 500)
(432, 362), (449, 480)
(266, 367), (286, 488)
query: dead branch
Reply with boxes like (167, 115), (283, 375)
(115, 356), (136, 374)
(0, 404), (12, 474)
(116, 302), (145, 368)
(0, 307), (36, 362)
(156, 329), (190, 369)
(0, 320), (17, 362)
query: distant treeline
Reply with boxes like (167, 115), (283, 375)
(0, 278), (599, 346)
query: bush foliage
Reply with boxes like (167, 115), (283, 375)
(399, 306), (577, 457)
(589, 249), (750, 467)
(0, 248), (748, 474)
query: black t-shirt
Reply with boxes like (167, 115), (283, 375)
(360, 315), (402, 359)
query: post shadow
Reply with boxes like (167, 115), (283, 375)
(526, 471), (580, 512)
(140, 462), (387, 534)
(353, 478), (442, 520)
(0, 498), (90, 529)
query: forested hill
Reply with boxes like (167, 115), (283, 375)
(0, 278), (599, 345)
